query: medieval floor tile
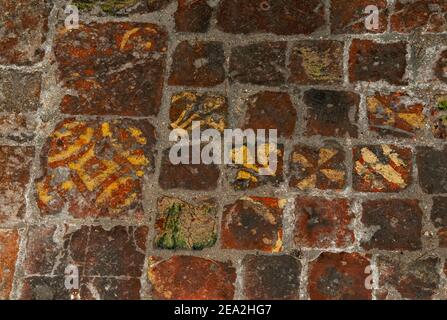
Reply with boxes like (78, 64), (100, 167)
(148, 256), (236, 300)
(353, 145), (412, 193)
(308, 252), (372, 300)
(55, 22), (167, 116)
(221, 197), (284, 252)
(154, 197), (218, 250)
(36, 119), (156, 219)
(0, 146), (34, 223)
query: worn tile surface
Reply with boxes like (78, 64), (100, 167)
(1, 0), (446, 301)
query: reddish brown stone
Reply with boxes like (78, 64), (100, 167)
(0, 70), (41, 113)
(72, 1), (174, 15)
(367, 92), (426, 138)
(331, 0), (388, 34)
(159, 149), (220, 191)
(308, 252), (372, 300)
(0, 229), (20, 299)
(72, 0), (153, 15)
(147, 0), (174, 11)
(36, 118), (156, 219)
(55, 22), (167, 116)
(228, 96), (288, 190)
(416, 146), (447, 194)
(216, 0), (326, 35)
(80, 278), (141, 300)
(289, 143), (346, 190)
(169, 91), (228, 132)
(304, 89), (359, 138)
(175, 0), (212, 32)
(221, 197), (284, 252)
(23, 226), (61, 275)
(431, 95), (447, 139)
(434, 49), (447, 83)
(241, 91), (296, 138)
(377, 255), (441, 300)
(148, 256), (236, 300)
(349, 40), (407, 85)
(0, 114), (37, 144)
(0, 0), (50, 65)
(155, 197), (218, 250)
(353, 145), (412, 192)
(20, 276), (73, 300)
(431, 197), (447, 247)
(0, 146), (34, 223)
(228, 144), (284, 190)
(391, 1), (447, 33)
(84, 226), (148, 277)
(289, 41), (343, 85)
(0, 70), (40, 143)
(294, 197), (354, 249)
(20, 276), (141, 300)
(24, 225), (148, 278)
(242, 255), (301, 300)
(168, 41), (225, 87)
(230, 42), (286, 86)
(361, 199), (423, 251)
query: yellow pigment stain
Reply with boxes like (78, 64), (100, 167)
(320, 169), (345, 182)
(236, 170), (258, 182)
(96, 176), (132, 205)
(355, 161), (368, 176)
(397, 112), (425, 128)
(61, 180), (74, 191)
(120, 27), (140, 50)
(382, 145), (406, 167)
(296, 174), (316, 190)
(127, 154), (149, 166)
(278, 199), (287, 209)
(171, 91), (198, 104)
(207, 118), (226, 132)
(171, 111), (200, 130)
(48, 127), (94, 164)
(359, 147), (406, 187)
(69, 146), (119, 192)
(62, 121), (82, 130)
(300, 47), (336, 81)
(202, 96), (225, 113)
(58, 27), (70, 35)
(373, 163), (406, 187)
(101, 122), (112, 138)
(128, 127), (147, 145)
(53, 130), (73, 139)
(256, 144), (279, 176)
(145, 27), (158, 34)
(169, 92), (227, 131)
(117, 192), (138, 209)
(318, 148), (337, 166)
(292, 152), (312, 167)
(231, 146), (258, 172)
(367, 97), (380, 113)
(367, 98), (394, 125)
(37, 182), (52, 205)
(272, 232), (283, 253)
(381, 145), (393, 155)
(106, 193), (138, 212)
(170, 110), (188, 129)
